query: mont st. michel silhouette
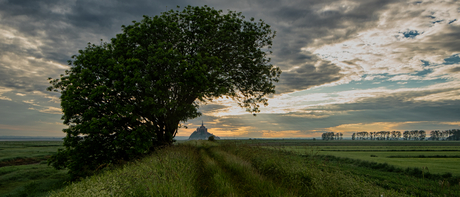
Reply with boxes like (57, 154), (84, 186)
(188, 121), (220, 140)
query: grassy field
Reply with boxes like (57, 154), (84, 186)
(0, 141), (69, 197)
(2, 139), (460, 196)
(256, 139), (460, 176)
(0, 141), (63, 165)
(49, 140), (460, 197)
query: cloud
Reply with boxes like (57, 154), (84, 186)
(276, 57), (345, 93)
(37, 106), (63, 114)
(388, 75), (422, 81)
(425, 63), (460, 80)
(305, 1), (460, 87)
(0, 87), (12, 101)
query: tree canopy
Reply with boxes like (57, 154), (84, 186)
(47, 5), (280, 178)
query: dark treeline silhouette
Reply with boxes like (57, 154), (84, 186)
(351, 129), (460, 140)
(321, 132), (343, 140)
(430, 129), (460, 140)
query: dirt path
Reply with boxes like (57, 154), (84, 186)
(195, 145), (295, 197)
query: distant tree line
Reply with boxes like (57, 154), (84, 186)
(351, 129), (460, 140)
(430, 129), (460, 141)
(321, 132), (343, 140)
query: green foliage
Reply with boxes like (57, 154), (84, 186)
(208, 135), (215, 141)
(47, 5), (280, 178)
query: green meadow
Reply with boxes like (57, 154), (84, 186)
(2, 140), (460, 196)
(0, 141), (69, 197)
(0, 141), (63, 164)
(260, 140), (460, 176)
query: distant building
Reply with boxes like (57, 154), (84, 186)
(188, 121), (220, 140)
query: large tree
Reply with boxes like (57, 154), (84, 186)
(48, 5), (280, 178)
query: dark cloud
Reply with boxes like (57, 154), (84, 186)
(276, 58), (344, 93)
(400, 25), (460, 57)
(198, 104), (229, 114)
(449, 67), (460, 73)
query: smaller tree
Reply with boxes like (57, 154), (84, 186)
(419, 130), (426, 141)
(403, 131), (409, 140)
(208, 135), (216, 141)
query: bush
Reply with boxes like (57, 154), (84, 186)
(208, 135), (216, 142)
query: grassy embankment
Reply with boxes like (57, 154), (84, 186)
(50, 140), (410, 196)
(0, 141), (69, 197)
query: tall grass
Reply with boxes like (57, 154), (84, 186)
(207, 147), (295, 196)
(48, 144), (199, 197)
(221, 142), (403, 197)
(196, 148), (238, 196)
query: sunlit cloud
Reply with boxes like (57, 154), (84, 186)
(0, 87), (12, 101)
(37, 106), (62, 114)
(261, 130), (304, 138)
(441, 122), (460, 127)
(23, 100), (40, 106)
(326, 122), (407, 134)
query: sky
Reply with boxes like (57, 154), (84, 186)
(0, 0), (459, 138)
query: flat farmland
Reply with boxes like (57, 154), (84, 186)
(0, 141), (68, 197)
(255, 140), (460, 176)
(0, 141), (63, 163)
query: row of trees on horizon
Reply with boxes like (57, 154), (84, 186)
(348, 129), (460, 141)
(321, 132), (344, 140)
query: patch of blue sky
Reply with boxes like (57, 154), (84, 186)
(443, 54), (460, 65)
(396, 78), (447, 88)
(414, 69), (433, 76)
(402, 30), (420, 38)
(421, 60), (430, 66)
(432, 19), (444, 24)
